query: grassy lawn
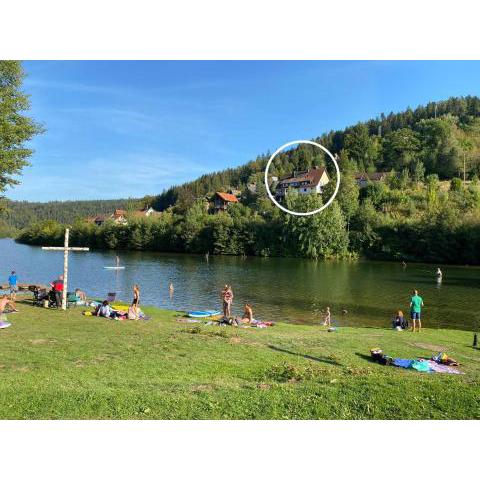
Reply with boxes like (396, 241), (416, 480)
(1, 298), (479, 419)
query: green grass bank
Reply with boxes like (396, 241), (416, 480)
(1, 300), (479, 419)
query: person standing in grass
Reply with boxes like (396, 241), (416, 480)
(410, 289), (424, 332)
(50, 274), (64, 308)
(221, 284), (233, 318)
(133, 284), (140, 307)
(8, 271), (18, 301)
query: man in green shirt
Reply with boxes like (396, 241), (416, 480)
(410, 289), (424, 332)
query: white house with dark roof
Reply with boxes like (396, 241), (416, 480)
(275, 166), (329, 200)
(354, 172), (389, 188)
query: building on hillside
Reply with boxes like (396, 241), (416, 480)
(86, 208), (128, 227)
(132, 206), (160, 218)
(275, 166), (329, 200)
(92, 215), (107, 227)
(112, 209), (128, 225)
(354, 172), (389, 188)
(213, 192), (239, 212)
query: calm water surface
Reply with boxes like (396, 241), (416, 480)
(1, 239), (479, 330)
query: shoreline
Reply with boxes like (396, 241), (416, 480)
(6, 237), (480, 267)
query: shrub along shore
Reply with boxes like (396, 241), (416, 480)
(0, 299), (479, 419)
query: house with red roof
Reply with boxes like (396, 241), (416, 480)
(213, 192), (239, 212)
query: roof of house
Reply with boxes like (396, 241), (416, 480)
(112, 209), (127, 218)
(354, 172), (389, 181)
(278, 167), (328, 188)
(132, 208), (161, 217)
(215, 192), (239, 203)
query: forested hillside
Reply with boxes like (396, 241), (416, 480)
(150, 95), (480, 212)
(12, 96), (480, 264)
(0, 198), (143, 231)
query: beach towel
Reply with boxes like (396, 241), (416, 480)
(392, 358), (414, 369)
(426, 360), (464, 375)
(411, 359), (432, 372)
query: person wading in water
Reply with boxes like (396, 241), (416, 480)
(221, 285), (233, 319)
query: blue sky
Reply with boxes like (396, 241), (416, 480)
(8, 61), (480, 201)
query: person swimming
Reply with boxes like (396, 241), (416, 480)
(436, 267), (443, 278)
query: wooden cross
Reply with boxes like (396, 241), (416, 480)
(42, 228), (89, 310)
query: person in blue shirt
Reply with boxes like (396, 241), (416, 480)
(8, 271), (18, 301)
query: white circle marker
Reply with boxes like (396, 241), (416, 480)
(264, 140), (341, 216)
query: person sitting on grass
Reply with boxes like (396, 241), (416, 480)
(242, 303), (255, 323)
(96, 300), (120, 319)
(0, 295), (18, 314)
(392, 310), (408, 330)
(75, 288), (87, 302)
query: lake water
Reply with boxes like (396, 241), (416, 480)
(1, 238), (479, 330)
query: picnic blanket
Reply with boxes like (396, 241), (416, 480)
(426, 360), (464, 375)
(392, 357), (463, 374)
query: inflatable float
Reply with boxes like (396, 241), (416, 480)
(187, 310), (221, 318)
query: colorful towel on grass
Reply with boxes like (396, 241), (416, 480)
(393, 359), (432, 372)
(411, 360), (432, 372)
(392, 358), (462, 374)
(426, 360), (464, 375)
(392, 358), (413, 369)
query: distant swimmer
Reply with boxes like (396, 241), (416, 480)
(436, 267), (443, 278)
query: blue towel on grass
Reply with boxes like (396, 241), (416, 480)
(392, 358), (414, 369)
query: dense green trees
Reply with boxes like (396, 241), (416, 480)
(9, 95), (480, 264)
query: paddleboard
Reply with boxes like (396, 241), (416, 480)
(187, 310), (221, 318)
(0, 321), (12, 329)
(103, 266), (126, 270)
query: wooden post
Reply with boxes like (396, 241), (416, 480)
(42, 229), (89, 311)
